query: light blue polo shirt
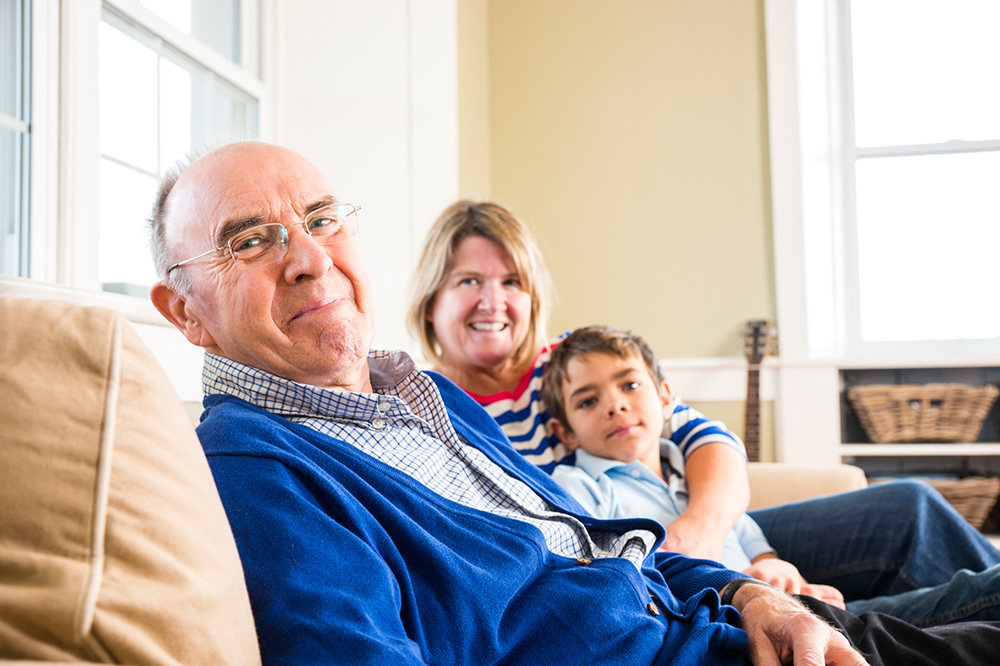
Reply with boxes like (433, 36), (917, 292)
(551, 441), (775, 571)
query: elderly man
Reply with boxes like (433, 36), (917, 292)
(148, 142), (998, 666)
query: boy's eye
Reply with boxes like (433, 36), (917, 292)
(576, 397), (597, 410)
(623, 381), (640, 392)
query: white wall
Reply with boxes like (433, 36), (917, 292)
(277, 0), (459, 353)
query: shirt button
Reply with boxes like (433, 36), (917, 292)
(575, 557), (592, 566)
(371, 417), (386, 429)
(646, 601), (660, 616)
(630, 469), (642, 478)
(377, 400), (393, 413)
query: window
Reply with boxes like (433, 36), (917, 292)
(0, 0), (30, 278)
(99, 2), (260, 295)
(842, 0), (1000, 350)
(765, 0), (1000, 360)
(0, 0), (268, 300)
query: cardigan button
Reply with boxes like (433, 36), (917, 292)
(646, 601), (660, 616)
(575, 557), (592, 566)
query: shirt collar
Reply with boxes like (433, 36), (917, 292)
(572, 442), (674, 481)
(202, 349), (420, 420)
(573, 448), (633, 479)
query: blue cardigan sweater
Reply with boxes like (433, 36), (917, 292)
(198, 371), (748, 666)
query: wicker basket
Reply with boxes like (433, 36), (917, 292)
(873, 476), (1000, 530)
(847, 383), (999, 443)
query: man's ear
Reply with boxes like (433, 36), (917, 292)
(150, 281), (216, 349)
(548, 417), (579, 450)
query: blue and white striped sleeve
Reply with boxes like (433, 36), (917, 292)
(664, 399), (747, 460)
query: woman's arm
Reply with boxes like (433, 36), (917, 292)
(662, 442), (749, 561)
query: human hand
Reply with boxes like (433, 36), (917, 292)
(743, 555), (845, 608)
(727, 582), (868, 666)
(800, 583), (846, 610)
(658, 512), (728, 562)
(743, 555), (810, 594)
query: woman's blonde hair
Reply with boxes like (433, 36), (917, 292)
(407, 199), (553, 369)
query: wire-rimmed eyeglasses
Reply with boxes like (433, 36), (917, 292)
(165, 203), (361, 275)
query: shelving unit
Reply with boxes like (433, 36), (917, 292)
(838, 362), (1000, 464)
(841, 443), (1000, 457)
(833, 362), (1000, 537)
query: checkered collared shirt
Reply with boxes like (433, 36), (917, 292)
(202, 350), (656, 569)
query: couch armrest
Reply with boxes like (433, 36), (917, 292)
(747, 462), (868, 510)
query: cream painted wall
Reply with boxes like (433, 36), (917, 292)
(457, 0), (492, 199)
(457, 0), (777, 458)
(479, 0), (774, 360)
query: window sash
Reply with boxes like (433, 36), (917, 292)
(22, 0), (271, 298)
(765, 0), (1000, 363)
(838, 0), (1000, 355)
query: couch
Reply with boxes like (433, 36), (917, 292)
(0, 296), (867, 663)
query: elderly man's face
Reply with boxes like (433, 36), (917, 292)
(156, 143), (375, 390)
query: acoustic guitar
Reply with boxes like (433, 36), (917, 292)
(742, 320), (775, 462)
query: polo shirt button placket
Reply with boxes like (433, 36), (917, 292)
(372, 398), (392, 429)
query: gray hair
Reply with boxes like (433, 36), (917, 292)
(148, 134), (257, 294)
(148, 154), (196, 294)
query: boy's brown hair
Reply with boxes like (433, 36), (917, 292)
(541, 324), (665, 429)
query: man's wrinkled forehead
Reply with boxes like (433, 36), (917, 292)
(166, 143), (332, 243)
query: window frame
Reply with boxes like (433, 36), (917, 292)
(766, 0), (1000, 363)
(9, 0), (275, 313)
(1, 0), (33, 279)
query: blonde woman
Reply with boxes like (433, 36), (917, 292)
(408, 198), (1000, 623)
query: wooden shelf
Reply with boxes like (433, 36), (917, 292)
(841, 443), (1000, 457)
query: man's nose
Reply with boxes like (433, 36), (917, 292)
(281, 223), (333, 281)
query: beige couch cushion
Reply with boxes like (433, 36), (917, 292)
(747, 462), (869, 510)
(0, 298), (259, 665)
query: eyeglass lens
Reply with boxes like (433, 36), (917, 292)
(227, 204), (359, 265)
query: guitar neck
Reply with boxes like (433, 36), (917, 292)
(744, 366), (761, 462)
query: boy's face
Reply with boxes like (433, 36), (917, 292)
(549, 351), (671, 468)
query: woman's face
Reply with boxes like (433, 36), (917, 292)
(428, 235), (533, 375)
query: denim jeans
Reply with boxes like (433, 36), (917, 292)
(846, 564), (1000, 627)
(748, 479), (1000, 625)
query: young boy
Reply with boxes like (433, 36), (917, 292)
(541, 324), (845, 608)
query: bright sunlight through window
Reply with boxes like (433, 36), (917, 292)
(848, 0), (1000, 344)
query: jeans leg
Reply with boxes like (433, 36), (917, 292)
(846, 564), (1000, 627)
(748, 479), (1000, 600)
